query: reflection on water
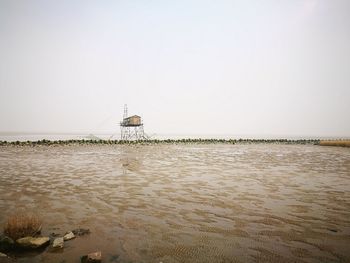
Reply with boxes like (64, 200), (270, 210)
(0, 144), (349, 262)
(120, 147), (142, 174)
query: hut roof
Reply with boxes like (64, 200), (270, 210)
(125, 115), (141, 119)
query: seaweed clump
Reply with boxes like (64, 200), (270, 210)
(4, 213), (42, 241)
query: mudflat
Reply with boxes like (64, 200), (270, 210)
(319, 140), (350, 147)
(0, 144), (349, 262)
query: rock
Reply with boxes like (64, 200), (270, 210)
(81, 251), (102, 263)
(72, 228), (90, 236)
(52, 237), (64, 249)
(16, 236), (50, 249)
(0, 252), (8, 257)
(63, 232), (75, 241)
(0, 235), (14, 252)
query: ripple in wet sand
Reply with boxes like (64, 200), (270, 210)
(0, 144), (349, 262)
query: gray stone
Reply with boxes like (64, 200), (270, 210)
(81, 251), (102, 263)
(63, 232), (75, 241)
(52, 237), (64, 249)
(0, 235), (14, 252)
(0, 252), (8, 257)
(72, 228), (90, 236)
(16, 236), (50, 249)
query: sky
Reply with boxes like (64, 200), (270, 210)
(0, 0), (349, 137)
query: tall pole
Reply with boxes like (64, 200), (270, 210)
(123, 104), (128, 119)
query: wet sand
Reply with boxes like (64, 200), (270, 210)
(319, 140), (350, 147)
(0, 144), (349, 262)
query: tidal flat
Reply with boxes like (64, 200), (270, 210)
(0, 144), (349, 262)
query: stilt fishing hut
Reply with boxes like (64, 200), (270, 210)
(120, 104), (146, 140)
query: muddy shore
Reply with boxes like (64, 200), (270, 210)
(0, 143), (349, 262)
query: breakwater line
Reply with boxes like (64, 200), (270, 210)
(0, 138), (321, 146)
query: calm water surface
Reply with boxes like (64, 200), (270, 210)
(0, 144), (349, 262)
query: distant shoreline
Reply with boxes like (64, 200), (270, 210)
(0, 138), (319, 145)
(1, 139), (350, 147)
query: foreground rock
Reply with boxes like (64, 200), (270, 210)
(63, 232), (75, 241)
(81, 251), (102, 263)
(52, 237), (64, 249)
(0, 252), (8, 257)
(0, 235), (14, 252)
(16, 237), (50, 249)
(72, 228), (90, 236)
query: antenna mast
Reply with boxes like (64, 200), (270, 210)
(123, 104), (128, 119)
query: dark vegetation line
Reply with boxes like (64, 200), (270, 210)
(0, 138), (321, 146)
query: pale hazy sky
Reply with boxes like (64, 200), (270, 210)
(0, 0), (349, 137)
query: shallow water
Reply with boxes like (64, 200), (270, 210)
(0, 144), (349, 263)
